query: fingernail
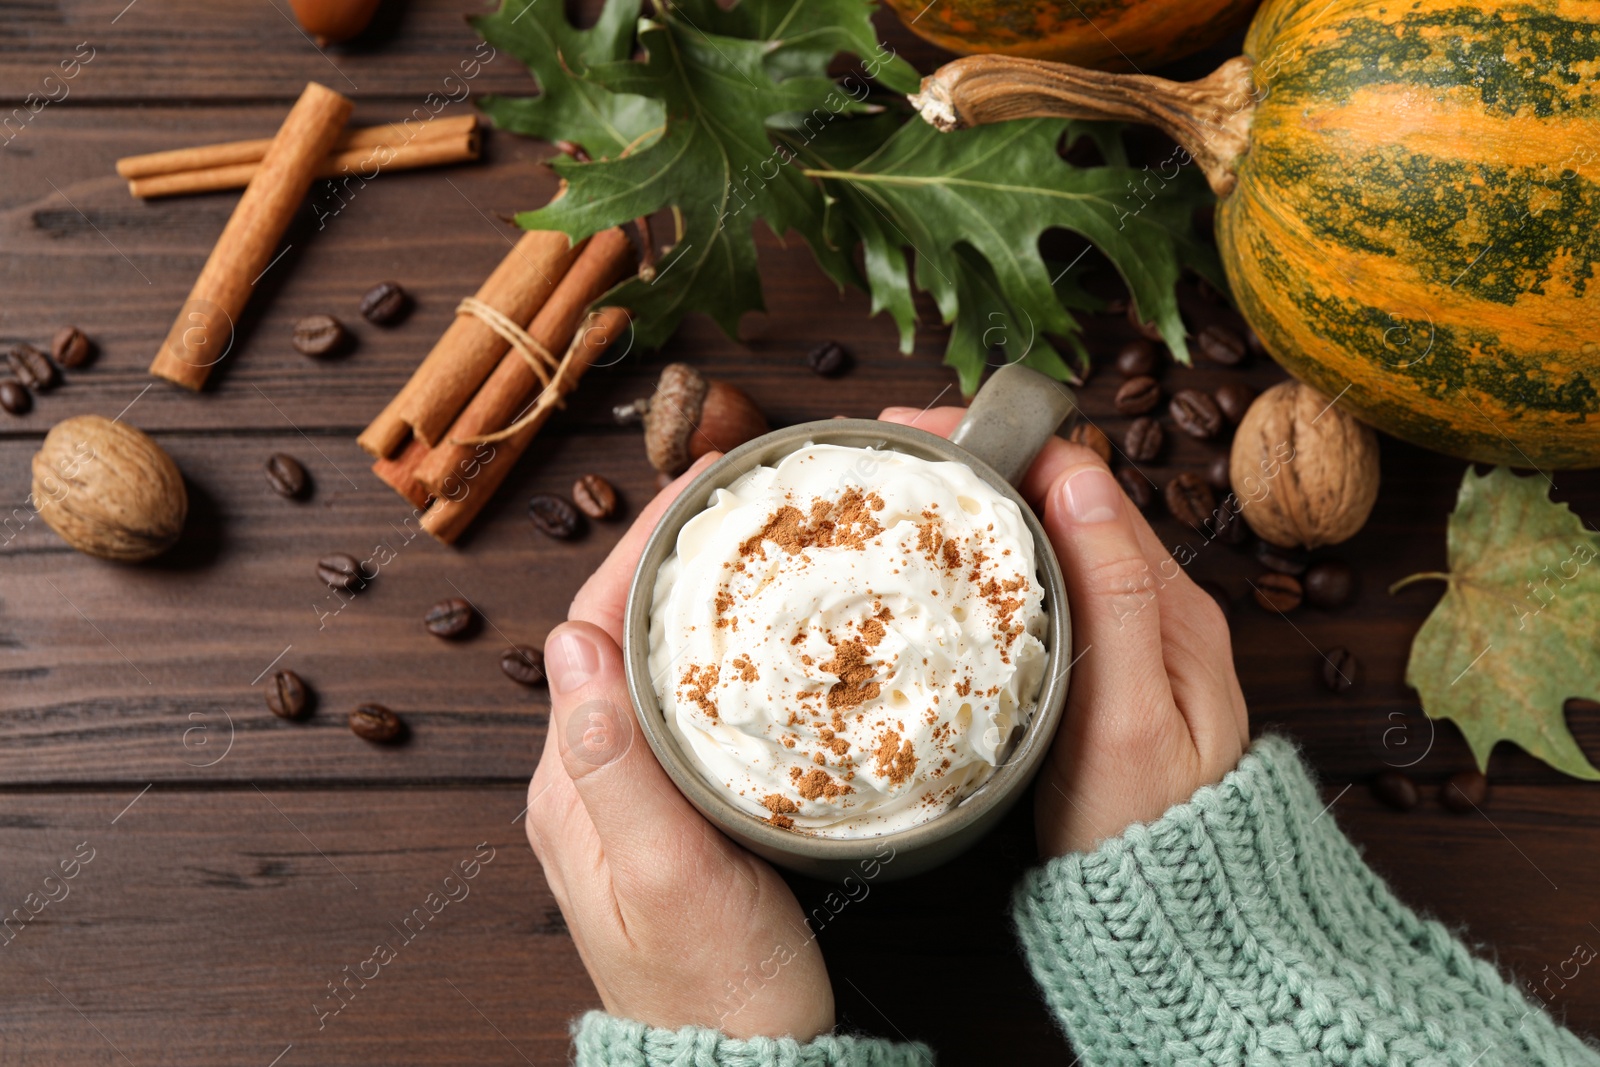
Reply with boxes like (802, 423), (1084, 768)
(1064, 468), (1122, 525)
(879, 407), (917, 420)
(560, 698), (634, 771)
(546, 629), (600, 694)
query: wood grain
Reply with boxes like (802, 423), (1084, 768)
(5, 1), (1600, 1063)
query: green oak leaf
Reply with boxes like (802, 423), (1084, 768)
(668, 0), (921, 93)
(471, 0), (663, 159)
(800, 116), (1216, 389)
(515, 17), (870, 347)
(1395, 466), (1600, 780)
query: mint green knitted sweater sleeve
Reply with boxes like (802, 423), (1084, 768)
(571, 1011), (932, 1066)
(1014, 735), (1600, 1065)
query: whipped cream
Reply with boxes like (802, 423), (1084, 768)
(648, 443), (1048, 839)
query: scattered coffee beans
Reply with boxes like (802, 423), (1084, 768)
(7, 344), (57, 391)
(1123, 417), (1163, 462)
(1114, 375), (1161, 416)
(1114, 339), (1158, 378)
(317, 552), (365, 591)
(1214, 382), (1256, 424)
(359, 281), (410, 326)
(424, 597), (474, 638)
(501, 645), (546, 686)
(1068, 422), (1112, 464)
(349, 703), (404, 743)
(1322, 646), (1358, 692)
(1117, 467), (1155, 511)
(265, 453), (308, 499)
(1303, 560), (1354, 609)
(529, 494), (582, 539)
(1441, 769), (1488, 812)
(51, 326), (92, 369)
(1205, 452), (1232, 493)
(1371, 770), (1418, 812)
(1169, 389), (1223, 440)
(806, 341), (850, 377)
(1164, 472), (1216, 530)
(266, 670), (310, 720)
(572, 474), (618, 520)
(291, 314), (349, 357)
(1252, 572), (1302, 612)
(1256, 541), (1309, 576)
(1196, 323), (1247, 367)
(1196, 579), (1231, 620)
(0, 380), (29, 415)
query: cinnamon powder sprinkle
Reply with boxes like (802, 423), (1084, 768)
(873, 729), (918, 786)
(679, 664), (720, 719)
(819, 639), (880, 712)
(792, 766), (853, 800)
(731, 655), (758, 682)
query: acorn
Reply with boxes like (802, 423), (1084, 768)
(614, 364), (769, 475)
(287, 0), (381, 46)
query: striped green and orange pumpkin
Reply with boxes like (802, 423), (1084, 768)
(881, 0), (1258, 71)
(914, 0), (1600, 469)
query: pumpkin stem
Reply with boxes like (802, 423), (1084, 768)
(910, 54), (1256, 197)
(1389, 571), (1454, 594)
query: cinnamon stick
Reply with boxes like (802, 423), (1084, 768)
(128, 124), (479, 199)
(116, 114), (477, 179)
(413, 228), (634, 496)
(370, 435), (433, 509)
(420, 307), (633, 544)
(149, 82), (353, 390)
(357, 227), (584, 460)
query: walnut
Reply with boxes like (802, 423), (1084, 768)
(32, 415), (187, 561)
(1229, 380), (1378, 549)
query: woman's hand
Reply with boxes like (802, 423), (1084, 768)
(526, 454), (834, 1041)
(878, 406), (1250, 858)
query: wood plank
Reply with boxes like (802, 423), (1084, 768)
(3, 783), (1600, 1064)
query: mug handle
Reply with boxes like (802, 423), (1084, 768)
(949, 363), (1078, 487)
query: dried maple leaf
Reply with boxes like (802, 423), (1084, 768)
(1394, 466), (1600, 779)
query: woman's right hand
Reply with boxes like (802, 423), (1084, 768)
(877, 406), (1250, 858)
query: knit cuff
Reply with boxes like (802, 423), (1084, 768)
(572, 1011), (933, 1067)
(1014, 735), (1600, 1065)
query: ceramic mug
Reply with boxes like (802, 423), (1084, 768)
(623, 364), (1077, 880)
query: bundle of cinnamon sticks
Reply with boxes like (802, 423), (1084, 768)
(360, 209), (636, 543)
(118, 114), (480, 199)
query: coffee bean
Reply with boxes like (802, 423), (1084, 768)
(573, 474), (618, 520)
(1371, 770), (1418, 812)
(1169, 389), (1224, 440)
(1164, 472), (1216, 529)
(1068, 422), (1112, 464)
(359, 281), (410, 326)
(425, 596), (474, 638)
(1114, 375), (1161, 416)
(291, 314), (349, 357)
(1441, 769), (1488, 812)
(1117, 467), (1155, 511)
(1256, 541), (1309, 576)
(1126, 301), (1163, 340)
(501, 645), (546, 686)
(529, 494), (582, 539)
(1304, 559), (1355, 609)
(7, 344), (57, 391)
(51, 326), (93, 369)
(1206, 503), (1249, 547)
(0, 380), (30, 415)
(1114, 339), (1158, 378)
(1205, 453), (1232, 493)
(1214, 382), (1256, 424)
(349, 703), (404, 743)
(1123, 417), (1163, 462)
(266, 670), (310, 720)
(1252, 572), (1302, 612)
(1196, 323), (1247, 367)
(317, 552), (365, 591)
(1322, 646), (1358, 692)
(1196, 579), (1231, 621)
(265, 453), (308, 499)
(806, 341), (850, 377)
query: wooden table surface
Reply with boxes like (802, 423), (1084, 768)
(5, 4), (1600, 1064)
